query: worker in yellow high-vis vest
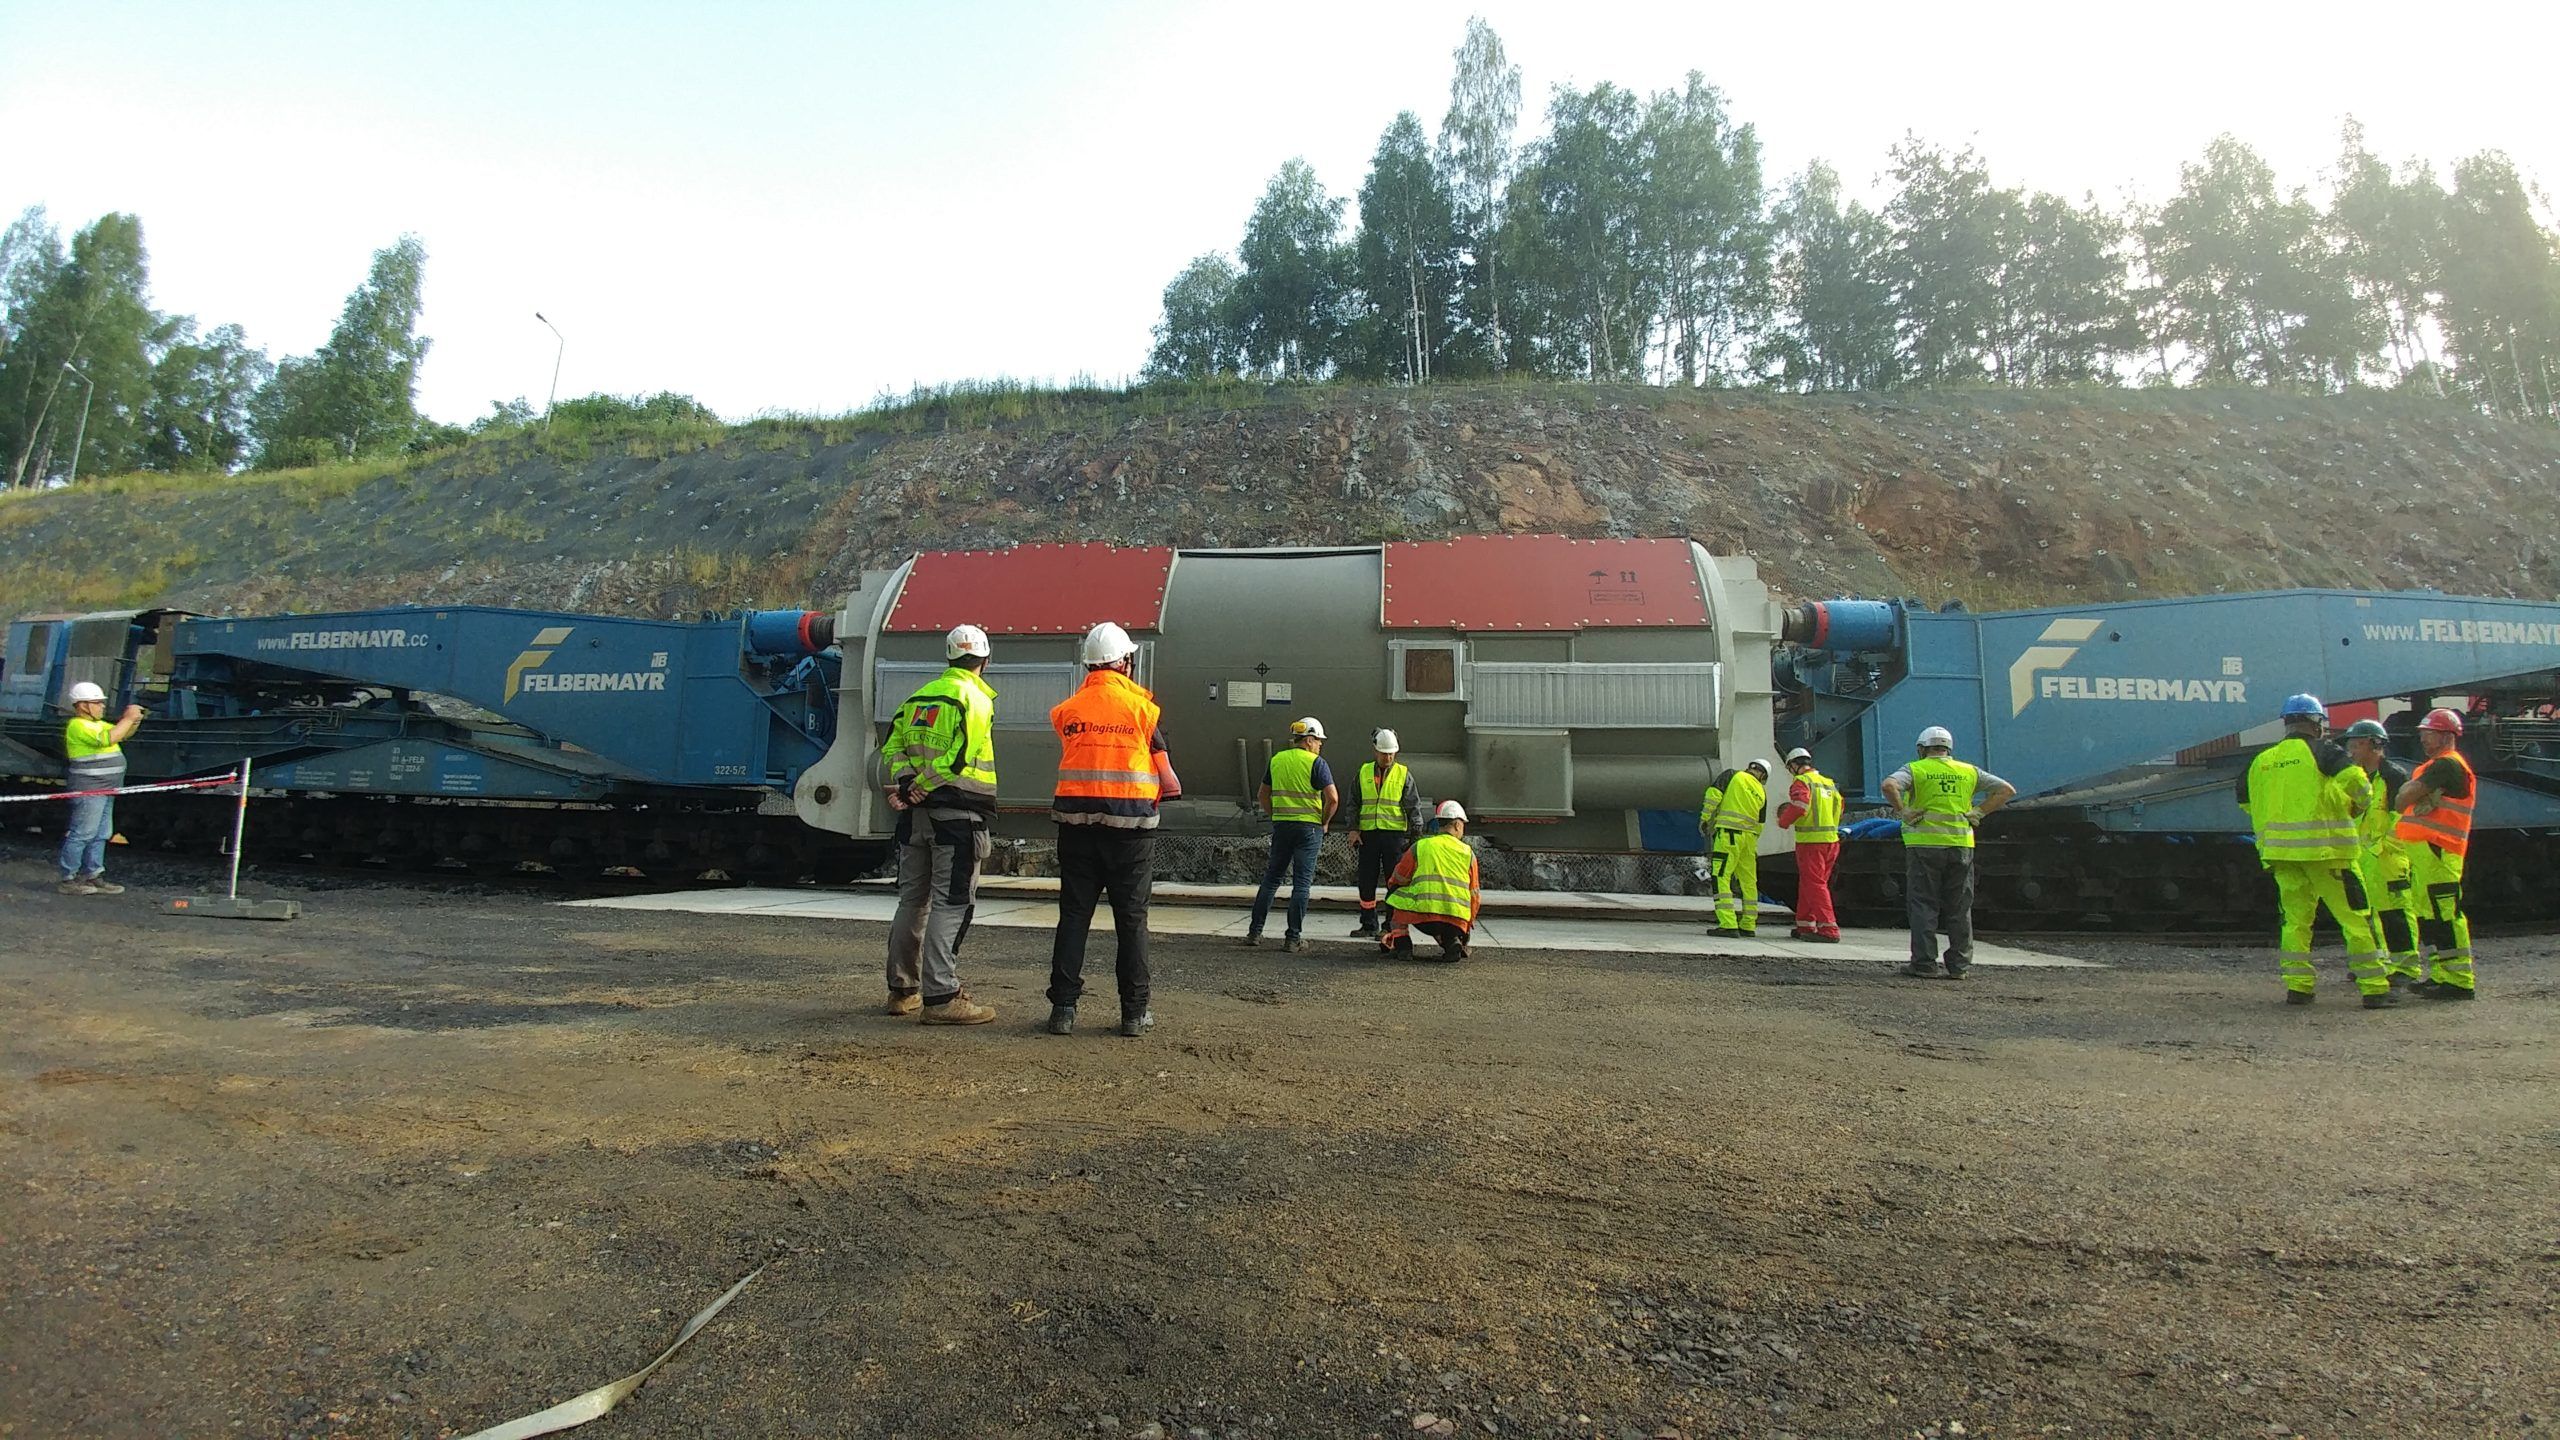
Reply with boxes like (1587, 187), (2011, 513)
(1244, 717), (1338, 953)
(2240, 693), (2388, 1007)
(1379, 801), (1481, 961)
(1881, 725), (2016, 978)
(1778, 747), (1844, 942)
(2339, 718), (2423, 988)
(1700, 758), (1770, 937)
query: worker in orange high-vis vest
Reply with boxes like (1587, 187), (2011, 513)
(1778, 747), (1844, 942)
(2394, 707), (2477, 1000)
(1046, 621), (1181, 1039)
(1378, 801), (1481, 962)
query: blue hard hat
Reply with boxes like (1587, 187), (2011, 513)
(2280, 693), (2327, 720)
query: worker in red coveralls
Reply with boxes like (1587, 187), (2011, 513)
(1779, 747), (1844, 942)
(1377, 801), (1481, 962)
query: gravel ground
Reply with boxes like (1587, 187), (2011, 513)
(1, 845), (2553, 1440)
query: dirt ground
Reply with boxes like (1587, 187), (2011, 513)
(1, 847), (2554, 1440)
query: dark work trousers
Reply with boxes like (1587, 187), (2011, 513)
(1904, 845), (1976, 969)
(1048, 826), (1155, 1012)
(1354, 830), (1410, 913)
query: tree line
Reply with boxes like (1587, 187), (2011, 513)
(1146, 20), (2560, 421)
(0, 216), (443, 486)
(0, 214), (731, 488)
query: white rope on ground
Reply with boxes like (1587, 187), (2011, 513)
(0, 773), (242, 804)
(453, 1265), (765, 1440)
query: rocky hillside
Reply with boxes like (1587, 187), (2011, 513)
(5, 384), (2558, 619)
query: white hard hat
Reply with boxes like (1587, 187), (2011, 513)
(1291, 717), (1327, 741)
(1745, 758), (1769, 776)
(1079, 621), (1138, 665)
(67, 681), (108, 704)
(1784, 747), (1813, 766)
(1917, 725), (1954, 751)
(1435, 800), (1468, 821)
(944, 624), (991, 660)
(1372, 728), (1400, 753)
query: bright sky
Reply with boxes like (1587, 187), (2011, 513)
(4, 1), (2552, 424)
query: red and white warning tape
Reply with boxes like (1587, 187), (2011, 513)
(0, 772), (243, 804)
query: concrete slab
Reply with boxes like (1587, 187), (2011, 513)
(564, 884), (2099, 969)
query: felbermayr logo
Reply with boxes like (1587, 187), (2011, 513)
(504, 626), (575, 703)
(2007, 617), (2247, 716)
(502, 626), (671, 703)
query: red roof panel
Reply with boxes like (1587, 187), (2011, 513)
(884, 544), (1176, 635)
(1381, 535), (1709, 630)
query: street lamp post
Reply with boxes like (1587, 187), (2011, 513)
(59, 362), (95, 486)
(534, 312), (565, 429)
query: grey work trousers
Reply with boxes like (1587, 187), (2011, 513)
(1904, 845), (1976, 969)
(886, 813), (987, 1001)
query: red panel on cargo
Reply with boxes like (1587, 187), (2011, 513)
(1381, 536), (1708, 630)
(885, 545), (1176, 634)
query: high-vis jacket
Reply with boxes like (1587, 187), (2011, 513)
(2394, 749), (2475, 856)
(2243, 736), (2360, 863)
(63, 714), (126, 791)
(1266, 747), (1324, 825)
(1701, 767), (1766, 835)
(1900, 756), (1981, 848)
(1050, 669), (1166, 829)
(1386, 831), (1480, 928)
(1782, 768), (1843, 845)
(881, 666), (998, 818)
(1355, 760), (1416, 833)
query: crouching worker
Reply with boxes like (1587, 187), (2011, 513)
(1378, 801), (1481, 961)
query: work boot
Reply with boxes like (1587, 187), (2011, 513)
(1045, 1005), (1076, 1035)
(55, 878), (99, 896)
(2362, 990), (2400, 1009)
(2284, 990), (2316, 1006)
(1239, 933), (1263, 948)
(1811, 933), (1842, 944)
(1349, 917), (1379, 938)
(1117, 1009), (1153, 1038)
(1941, 963), (1971, 978)
(2426, 983), (2475, 1001)
(1898, 961), (1941, 979)
(1711, 926), (1741, 939)
(1433, 938), (1469, 962)
(1284, 938), (1312, 954)
(919, 992), (996, 1025)
(883, 990), (922, 1017)
(1389, 935), (1416, 961)
(80, 874), (124, 895)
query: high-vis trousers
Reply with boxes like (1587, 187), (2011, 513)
(2269, 860), (2384, 997)
(1791, 841), (1840, 939)
(2358, 840), (2423, 982)
(2409, 843), (2474, 992)
(1709, 828), (1759, 933)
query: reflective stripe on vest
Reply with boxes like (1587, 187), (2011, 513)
(1267, 747), (1322, 825)
(65, 716), (121, 760)
(1794, 770), (1843, 845)
(2393, 750), (2475, 856)
(1050, 670), (1163, 829)
(2246, 737), (2359, 863)
(1387, 833), (1475, 924)
(883, 668), (998, 801)
(1357, 761), (1410, 831)
(1902, 756), (1978, 848)
(1704, 769), (1765, 833)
